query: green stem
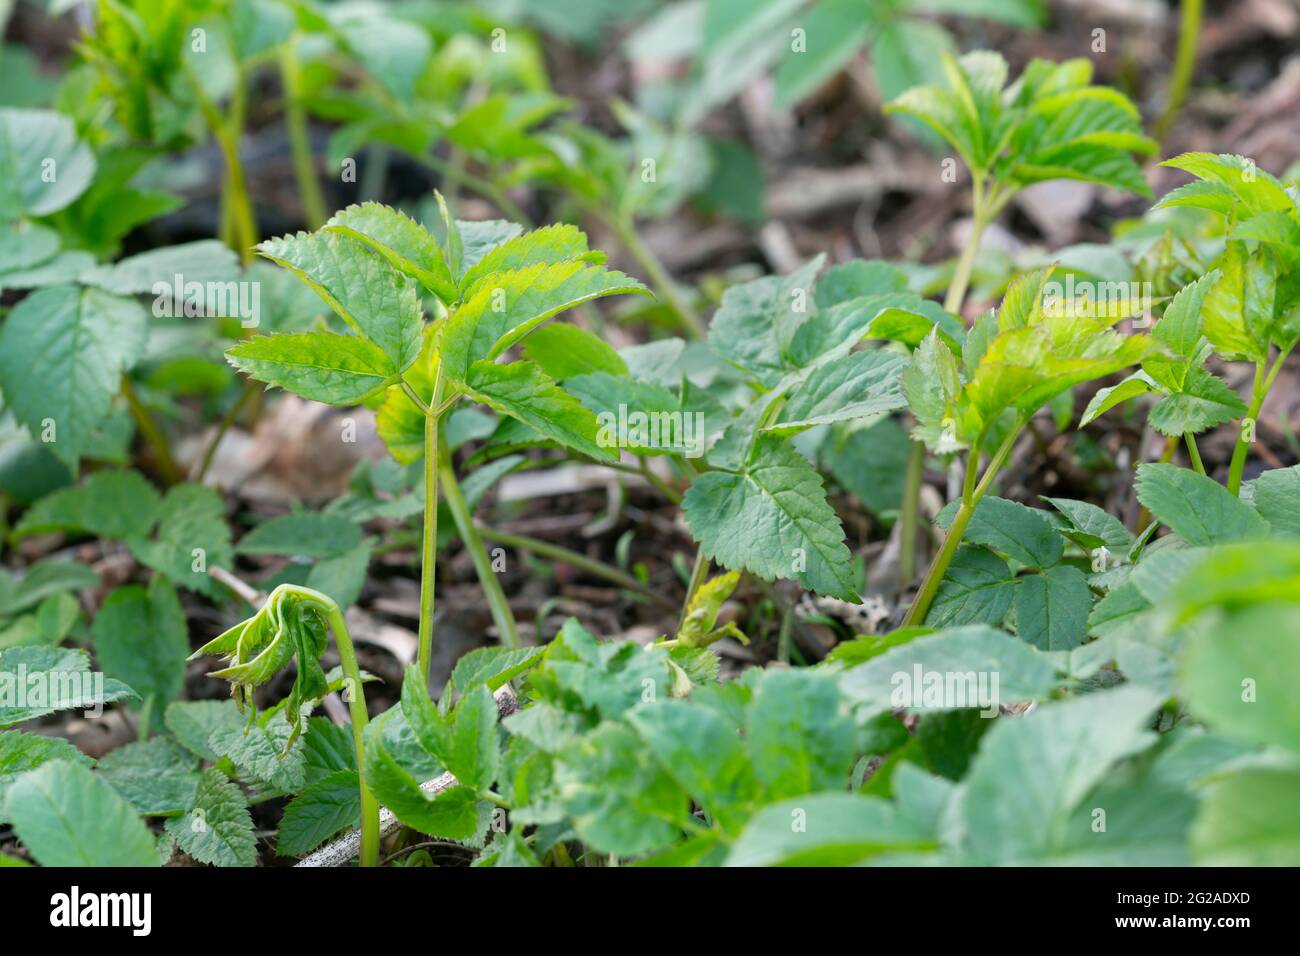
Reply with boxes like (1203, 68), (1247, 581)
(898, 439), (925, 587)
(416, 365), (447, 682)
(898, 182), (991, 587)
(1154, 0), (1204, 143)
(280, 35), (327, 229)
(1227, 351), (1288, 495)
(903, 423), (1022, 626)
(437, 432), (522, 647)
(475, 526), (672, 608)
(636, 456), (684, 505)
(121, 377), (181, 486)
(278, 585), (379, 867)
(195, 379), (257, 482)
(1184, 432), (1206, 477)
(678, 547), (711, 630)
(605, 212), (705, 339)
(322, 602), (379, 868)
(186, 63), (258, 264)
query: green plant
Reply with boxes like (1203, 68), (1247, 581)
(884, 50), (1156, 584)
(226, 201), (648, 676)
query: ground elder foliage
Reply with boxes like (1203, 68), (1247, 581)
(0, 0), (1297, 876)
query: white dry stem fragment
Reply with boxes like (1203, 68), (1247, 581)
(296, 683), (520, 867)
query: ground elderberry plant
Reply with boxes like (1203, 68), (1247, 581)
(1, 9), (1298, 874)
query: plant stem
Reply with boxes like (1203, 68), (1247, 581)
(277, 586), (379, 867)
(186, 63), (258, 263)
(321, 602), (379, 868)
(280, 35), (327, 229)
(475, 525), (672, 608)
(898, 439), (925, 586)
(605, 212), (705, 339)
(678, 547), (711, 630)
(899, 183), (990, 587)
(195, 380), (258, 482)
(1227, 351), (1288, 495)
(121, 377), (181, 486)
(903, 423), (1022, 626)
(437, 432), (522, 647)
(1154, 0), (1204, 143)
(1184, 431), (1207, 477)
(416, 365), (447, 682)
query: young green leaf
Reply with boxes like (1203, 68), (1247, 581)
(1135, 462), (1270, 545)
(0, 285), (147, 470)
(164, 768), (257, 867)
(226, 330), (401, 406)
(683, 434), (860, 601)
(5, 760), (159, 867)
(92, 577), (188, 726)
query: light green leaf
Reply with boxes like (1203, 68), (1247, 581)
(96, 737), (200, 816)
(1135, 462), (1269, 545)
(165, 699), (242, 762)
(442, 259), (648, 382)
(1252, 465), (1300, 537)
(226, 330), (399, 405)
(0, 645), (136, 727)
(0, 285), (147, 469)
(554, 721), (688, 856)
(839, 624), (1058, 718)
(746, 669), (856, 800)
(0, 108), (96, 219)
(0, 731), (92, 813)
(5, 760), (158, 866)
(627, 699), (757, 833)
(1180, 603), (1300, 754)
(960, 685), (1162, 864)
(725, 793), (932, 866)
(165, 767), (257, 867)
(1192, 768), (1300, 866)
(451, 646), (546, 694)
(522, 323), (628, 379)
(683, 434), (859, 601)
(92, 577), (188, 725)
(324, 202), (455, 303)
(236, 512), (362, 557)
(258, 230), (423, 369)
(462, 360), (615, 461)
(362, 713), (482, 839)
(126, 483), (232, 597)
(768, 350), (907, 434)
(12, 470), (160, 541)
